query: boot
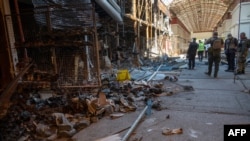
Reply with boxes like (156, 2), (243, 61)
(242, 70), (245, 74)
(236, 70), (243, 75)
(205, 72), (211, 76)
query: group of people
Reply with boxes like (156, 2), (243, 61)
(186, 31), (250, 78)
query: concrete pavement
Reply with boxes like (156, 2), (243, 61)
(73, 59), (250, 141)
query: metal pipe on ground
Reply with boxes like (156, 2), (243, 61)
(146, 64), (163, 82)
(121, 105), (148, 141)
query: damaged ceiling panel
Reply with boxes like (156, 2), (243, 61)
(169, 0), (234, 32)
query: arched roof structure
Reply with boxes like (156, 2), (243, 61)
(169, 0), (235, 32)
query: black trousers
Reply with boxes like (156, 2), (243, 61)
(198, 51), (204, 61)
(226, 52), (235, 70)
(188, 55), (196, 69)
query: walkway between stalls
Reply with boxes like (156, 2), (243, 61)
(73, 58), (250, 141)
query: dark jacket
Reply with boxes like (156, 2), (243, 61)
(224, 37), (238, 54)
(187, 41), (198, 57)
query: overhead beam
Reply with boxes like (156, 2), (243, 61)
(169, 0), (234, 32)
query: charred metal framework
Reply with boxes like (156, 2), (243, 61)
(1, 0), (237, 93)
(8, 1), (101, 88)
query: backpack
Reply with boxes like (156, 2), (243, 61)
(212, 38), (222, 49)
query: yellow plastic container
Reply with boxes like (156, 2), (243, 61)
(116, 69), (131, 81)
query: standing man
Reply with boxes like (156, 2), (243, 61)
(187, 38), (198, 70)
(197, 40), (205, 62)
(205, 31), (224, 78)
(224, 33), (238, 72)
(236, 32), (250, 74)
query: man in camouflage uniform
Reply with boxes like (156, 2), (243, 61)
(205, 31), (224, 78)
(236, 32), (250, 74)
(224, 33), (238, 72)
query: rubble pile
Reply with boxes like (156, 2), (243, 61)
(0, 61), (194, 141)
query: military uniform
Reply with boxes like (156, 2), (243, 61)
(224, 35), (238, 71)
(236, 38), (250, 74)
(205, 37), (224, 78)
